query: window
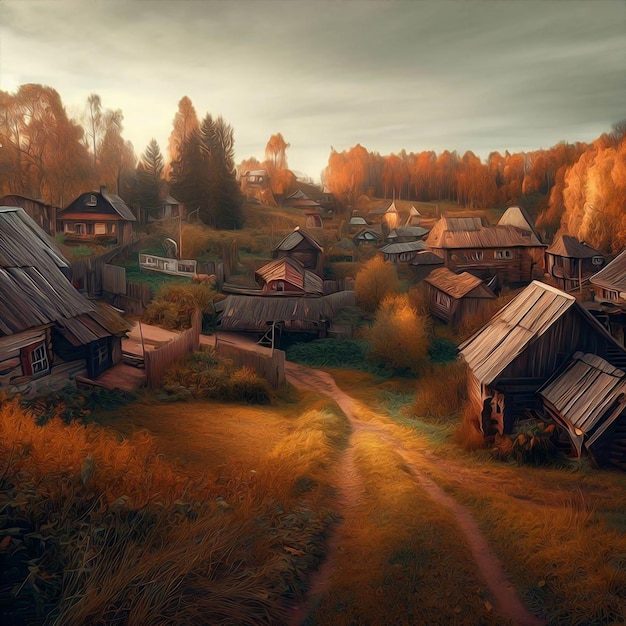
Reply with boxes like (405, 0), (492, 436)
(64, 223), (74, 233)
(88, 339), (111, 378)
(20, 342), (50, 378)
(434, 290), (451, 308)
(74, 223), (86, 235)
(592, 256), (604, 266)
(606, 289), (619, 301)
(495, 249), (512, 259)
(275, 281), (285, 291)
(86, 194), (97, 207)
(177, 262), (195, 273)
(94, 223), (106, 235)
(464, 251), (483, 262)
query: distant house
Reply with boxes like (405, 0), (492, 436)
(386, 226), (430, 243)
(0, 194), (58, 235)
(538, 352), (626, 468)
(0, 207), (129, 396)
(353, 228), (382, 247)
(254, 257), (323, 295)
(545, 235), (605, 291)
(241, 169), (276, 206)
(57, 186), (136, 245)
(404, 205), (422, 227)
(379, 240), (426, 264)
(303, 209), (323, 229)
(328, 238), (358, 263)
(426, 216), (545, 283)
(409, 250), (445, 282)
(272, 227), (324, 276)
(424, 267), (495, 326)
(459, 281), (626, 437)
(348, 216), (369, 233)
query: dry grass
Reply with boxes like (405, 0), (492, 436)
(412, 361), (468, 422)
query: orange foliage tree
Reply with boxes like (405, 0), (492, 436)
(354, 256), (400, 312)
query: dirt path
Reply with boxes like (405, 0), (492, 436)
(286, 361), (543, 626)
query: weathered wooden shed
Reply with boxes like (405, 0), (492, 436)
(424, 267), (496, 326)
(409, 250), (445, 282)
(545, 234), (605, 291)
(459, 281), (626, 437)
(426, 216), (545, 283)
(254, 257), (323, 295)
(273, 227), (324, 276)
(379, 240), (426, 264)
(0, 194), (58, 235)
(538, 352), (626, 468)
(0, 207), (130, 396)
(353, 228), (381, 247)
(590, 249), (626, 304)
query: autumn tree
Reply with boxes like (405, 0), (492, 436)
(354, 256), (400, 312)
(136, 139), (165, 222)
(166, 96), (200, 177)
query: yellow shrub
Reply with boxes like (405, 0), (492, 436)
(354, 256), (400, 312)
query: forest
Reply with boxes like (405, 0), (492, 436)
(1, 83), (625, 250)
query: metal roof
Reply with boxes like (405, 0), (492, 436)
(539, 352), (626, 445)
(590, 249), (626, 292)
(379, 241), (426, 254)
(546, 234), (602, 259)
(0, 206), (129, 341)
(273, 227), (324, 253)
(425, 267), (496, 299)
(459, 281), (578, 384)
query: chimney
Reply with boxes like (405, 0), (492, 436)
(99, 185), (107, 195)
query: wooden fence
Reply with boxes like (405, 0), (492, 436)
(214, 337), (285, 388)
(144, 310), (201, 389)
(102, 263), (126, 294)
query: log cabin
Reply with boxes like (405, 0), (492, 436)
(57, 186), (136, 245)
(0, 207), (130, 397)
(545, 234), (605, 292)
(272, 227), (325, 276)
(538, 352), (626, 469)
(459, 281), (626, 438)
(426, 216), (545, 283)
(0, 194), (58, 235)
(424, 267), (495, 326)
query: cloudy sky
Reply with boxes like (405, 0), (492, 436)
(1, 0), (624, 180)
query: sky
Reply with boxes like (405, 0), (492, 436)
(1, 0), (624, 181)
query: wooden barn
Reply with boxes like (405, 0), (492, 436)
(426, 216), (545, 283)
(353, 228), (381, 247)
(379, 240), (426, 264)
(409, 250), (445, 282)
(386, 226), (430, 243)
(0, 194), (58, 235)
(272, 227), (324, 276)
(0, 207), (130, 396)
(545, 235), (605, 291)
(57, 186), (136, 245)
(424, 267), (496, 326)
(459, 281), (626, 437)
(216, 291), (355, 335)
(538, 352), (626, 469)
(254, 257), (323, 295)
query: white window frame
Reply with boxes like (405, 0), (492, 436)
(592, 256), (604, 266)
(30, 343), (50, 375)
(94, 223), (107, 235)
(495, 249), (513, 259)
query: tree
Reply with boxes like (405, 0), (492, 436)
(354, 256), (400, 312)
(84, 93), (103, 169)
(136, 139), (165, 222)
(167, 96), (200, 176)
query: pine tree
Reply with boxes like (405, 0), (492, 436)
(136, 139), (164, 222)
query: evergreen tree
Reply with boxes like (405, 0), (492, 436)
(136, 139), (164, 222)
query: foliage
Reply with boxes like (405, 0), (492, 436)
(366, 293), (430, 375)
(135, 138), (164, 221)
(354, 256), (400, 312)
(411, 361), (467, 422)
(456, 290), (519, 342)
(495, 420), (559, 466)
(143, 282), (221, 330)
(162, 349), (271, 404)
(427, 336), (458, 364)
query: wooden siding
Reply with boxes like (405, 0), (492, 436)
(444, 247), (535, 283)
(102, 263), (126, 294)
(144, 311), (201, 389)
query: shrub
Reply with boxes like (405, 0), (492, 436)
(366, 293), (430, 375)
(427, 336), (458, 364)
(162, 349), (271, 404)
(411, 361), (467, 422)
(498, 420), (559, 465)
(354, 257), (400, 312)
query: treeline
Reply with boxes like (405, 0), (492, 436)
(0, 85), (242, 229)
(323, 123), (626, 251)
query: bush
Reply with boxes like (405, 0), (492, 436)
(354, 257), (400, 312)
(366, 294), (430, 375)
(411, 361), (467, 422)
(427, 336), (458, 364)
(496, 421), (559, 465)
(162, 349), (271, 404)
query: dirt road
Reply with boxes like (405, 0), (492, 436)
(286, 361), (543, 626)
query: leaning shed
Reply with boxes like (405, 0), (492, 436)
(459, 281), (625, 437)
(216, 291), (355, 334)
(424, 267), (495, 326)
(272, 227), (324, 276)
(538, 352), (626, 468)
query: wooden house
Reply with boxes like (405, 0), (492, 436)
(304, 209), (323, 229)
(426, 216), (545, 283)
(348, 216), (369, 233)
(409, 250), (445, 282)
(353, 228), (381, 247)
(0, 207), (130, 396)
(538, 352), (626, 468)
(0, 194), (58, 235)
(424, 268), (495, 326)
(386, 226), (430, 243)
(405, 206), (422, 227)
(254, 257), (323, 295)
(382, 200), (400, 237)
(272, 227), (324, 276)
(459, 281), (626, 437)
(379, 240), (426, 264)
(589, 250), (626, 346)
(285, 188), (322, 211)
(57, 186), (136, 245)
(545, 235), (605, 291)
(241, 169), (276, 206)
